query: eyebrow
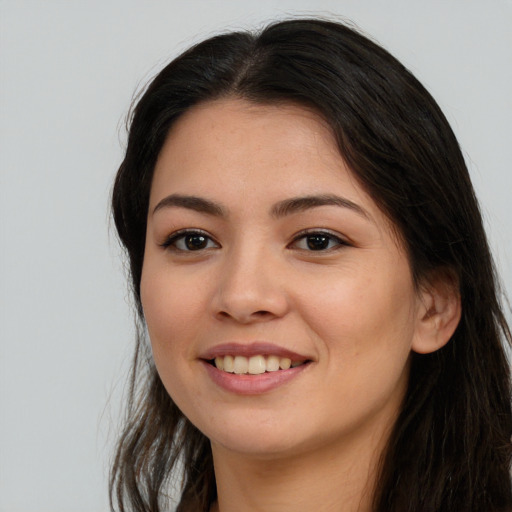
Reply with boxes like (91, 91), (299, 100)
(152, 194), (226, 217)
(271, 194), (369, 219)
(152, 193), (369, 220)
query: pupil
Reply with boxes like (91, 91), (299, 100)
(185, 235), (207, 250)
(307, 235), (329, 250)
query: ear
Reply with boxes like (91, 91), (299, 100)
(412, 268), (461, 355)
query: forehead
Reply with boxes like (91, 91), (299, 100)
(152, 99), (355, 197)
(160, 99), (338, 166)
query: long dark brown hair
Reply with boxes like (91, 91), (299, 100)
(110, 18), (512, 512)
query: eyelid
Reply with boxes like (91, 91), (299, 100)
(159, 227), (349, 252)
(159, 228), (220, 251)
(288, 228), (350, 251)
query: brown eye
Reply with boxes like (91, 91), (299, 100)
(184, 234), (208, 250)
(291, 231), (347, 252)
(162, 230), (220, 252)
(306, 234), (331, 251)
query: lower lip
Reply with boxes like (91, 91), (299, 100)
(201, 360), (310, 395)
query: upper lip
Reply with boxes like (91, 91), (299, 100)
(199, 342), (312, 361)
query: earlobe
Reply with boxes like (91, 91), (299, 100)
(411, 270), (461, 355)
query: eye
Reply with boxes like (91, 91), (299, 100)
(290, 230), (347, 251)
(161, 230), (220, 252)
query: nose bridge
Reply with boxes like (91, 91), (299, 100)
(214, 233), (288, 322)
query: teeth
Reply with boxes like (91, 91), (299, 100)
(223, 355), (234, 373)
(213, 355), (304, 374)
(266, 355), (280, 372)
(279, 357), (291, 370)
(248, 355), (266, 374)
(233, 355), (248, 374)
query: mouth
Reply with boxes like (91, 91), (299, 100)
(200, 343), (313, 394)
(207, 354), (311, 375)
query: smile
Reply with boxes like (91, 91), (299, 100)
(212, 355), (307, 375)
(200, 343), (313, 394)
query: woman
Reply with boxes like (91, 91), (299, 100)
(110, 18), (512, 512)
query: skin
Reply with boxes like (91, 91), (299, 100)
(141, 98), (459, 512)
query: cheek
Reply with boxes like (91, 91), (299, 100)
(298, 260), (417, 361)
(140, 263), (202, 362)
(298, 269), (416, 427)
(140, 266), (204, 411)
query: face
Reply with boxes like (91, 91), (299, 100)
(141, 99), (424, 460)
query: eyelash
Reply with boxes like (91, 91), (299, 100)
(161, 228), (349, 254)
(288, 229), (349, 252)
(160, 229), (220, 252)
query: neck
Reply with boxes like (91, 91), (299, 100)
(210, 424), (389, 512)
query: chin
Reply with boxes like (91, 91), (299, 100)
(212, 430), (304, 459)
(195, 411), (308, 458)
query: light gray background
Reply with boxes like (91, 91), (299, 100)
(1, 1), (511, 511)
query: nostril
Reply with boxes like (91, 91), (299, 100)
(216, 309), (275, 323)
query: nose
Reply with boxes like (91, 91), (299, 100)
(212, 245), (289, 324)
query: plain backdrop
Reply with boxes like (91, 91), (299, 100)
(1, 1), (511, 511)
